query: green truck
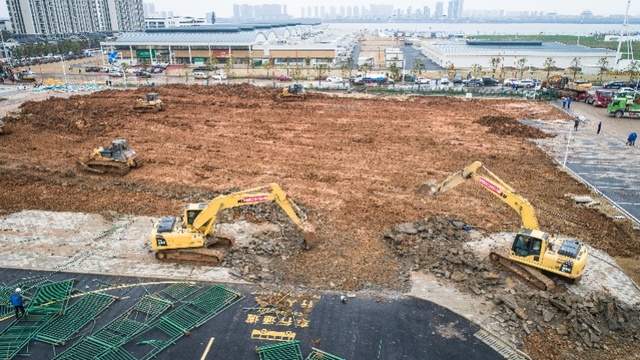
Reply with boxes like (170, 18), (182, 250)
(607, 96), (640, 118)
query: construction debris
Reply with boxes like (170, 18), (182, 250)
(475, 115), (553, 139)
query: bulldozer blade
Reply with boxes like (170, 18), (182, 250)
(76, 160), (105, 174)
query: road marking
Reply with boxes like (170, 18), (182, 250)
(614, 202), (640, 206)
(200, 337), (215, 360)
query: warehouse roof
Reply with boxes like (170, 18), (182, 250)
(430, 40), (615, 56)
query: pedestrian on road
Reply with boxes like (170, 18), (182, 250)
(561, 97), (567, 109)
(597, 121), (602, 134)
(574, 116), (581, 131)
(10, 288), (25, 319)
(567, 96), (573, 109)
(628, 131), (638, 146)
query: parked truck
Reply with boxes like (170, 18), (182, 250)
(607, 96), (640, 118)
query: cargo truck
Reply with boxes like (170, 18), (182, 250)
(607, 96), (640, 118)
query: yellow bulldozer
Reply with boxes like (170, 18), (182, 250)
(134, 92), (165, 112)
(77, 138), (142, 175)
(428, 161), (588, 290)
(277, 84), (306, 101)
(149, 183), (316, 264)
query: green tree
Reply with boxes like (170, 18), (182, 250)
(489, 57), (501, 77)
(516, 57), (528, 79)
(569, 57), (581, 80)
(388, 62), (401, 81)
(412, 58), (425, 76)
(543, 57), (556, 80)
(597, 57), (609, 82)
(471, 63), (482, 78)
(628, 60), (640, 83)
(358, 63), (371, 77)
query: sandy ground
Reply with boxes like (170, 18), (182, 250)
(0, 84), (638, 293)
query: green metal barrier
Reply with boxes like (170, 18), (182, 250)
(306, 347), (346, 360)
(36, 293), (115, 345)
(257, 340), (304, 360)
(95, 285), (243, 360)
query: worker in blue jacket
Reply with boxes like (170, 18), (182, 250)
(10, 288), (25, 318)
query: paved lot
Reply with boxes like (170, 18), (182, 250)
(525, 102), (640, 223)
(0, 268), (502, 360)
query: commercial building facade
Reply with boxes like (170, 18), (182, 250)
(100, 23), (337, 67)
(6, 0), (144, 35)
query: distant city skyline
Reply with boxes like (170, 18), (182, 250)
(2, 0), (640, 20)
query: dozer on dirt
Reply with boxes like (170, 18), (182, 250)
(426, 161), (588, 290)
(149, 183), (316, 265)
(77, 138), (141, 175)
(277, 84), (306, 101)
(134, 92), (165, 112)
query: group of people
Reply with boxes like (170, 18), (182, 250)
(561, 96), (573, 109)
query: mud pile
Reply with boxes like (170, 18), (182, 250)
(475, 115), (553, 139)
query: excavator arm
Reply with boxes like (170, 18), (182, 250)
(192, 183), (316, 248)
(429, 161), (540, 230)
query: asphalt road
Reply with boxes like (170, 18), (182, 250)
(0, 268), (503, 360)
(525, 101), (640, 224)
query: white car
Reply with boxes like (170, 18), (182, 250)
(416, 77), (430, 85)
(325, 76), (344, 83)
(519, 79), (535, 88)
(108, 70), (123, 77)
(504, 78), (519, 87)
(439, 77), (450, 85)
(211, 74), (226, 81)
(193, 71), (209, 79)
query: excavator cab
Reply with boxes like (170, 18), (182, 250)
(512, 232), (545, 259)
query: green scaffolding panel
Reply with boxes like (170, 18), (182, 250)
(96, 285), (243, 360)
(306, 348), (347, 360)
(257, 340), (304, 360)
(36, 293), (116, 345)
(54, 295), (172, 360)
(0, 280), (75, 360)
(156, 283), (200, 303)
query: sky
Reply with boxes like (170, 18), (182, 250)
(0, 0), (639, 18)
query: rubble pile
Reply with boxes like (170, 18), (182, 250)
(384, 216), (499, 292)
(491, 288), (640, 351)
(475, 115), (553, 139)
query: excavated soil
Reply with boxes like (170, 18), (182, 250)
(475, 115), (554, 139)
(0, 84), (638, 292)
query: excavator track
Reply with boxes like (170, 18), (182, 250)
(490, 251), (556, 291)
(154, 248), (225, 265)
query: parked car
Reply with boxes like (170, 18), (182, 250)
(416, 77), (431, 85)
(84, 66), (101, 73)
(504, 78), (519, 87)
(325, 76), (344, 83)
(211, 73), (227, 81)
(603, 81), (625, 89)
(465, 78), (483, 87)
(135, 70), (152, 78)
(518, 79), (536, 88)
(482, 77), (500, 86)
(108, 69), (123, 77)
(192, 71), (209, 79)
(276, 74), (292, 82)
(440, 77), (450, 85)
(452, 75), (463, 85)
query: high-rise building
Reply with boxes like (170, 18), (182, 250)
(142, 2), (155, 16)
(7, 0), (144, 34)
(206, 11), (216, 24)
(232, 3), (289, 21)
(434, 2), (444, 18)
(423, 6), (431, 18)
(353, 6), (360, 18)
(446, 0), (464, 19)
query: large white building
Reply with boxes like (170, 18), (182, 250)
(422, 40), (616, 69)
(6, 0), (144, 34)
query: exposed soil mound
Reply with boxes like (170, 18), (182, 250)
(476, 115), (553, 139)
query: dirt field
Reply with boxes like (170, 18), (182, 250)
(0, 84), (638, 294)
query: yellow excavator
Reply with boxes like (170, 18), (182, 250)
(428, 161), (588, 290)
(149, 183), (316, 264)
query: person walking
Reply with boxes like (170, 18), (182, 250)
(10, 288), (25, 319)
(574, 116), (581, 131)
(561, 96), (567, 109)
(597, 121), (602, 134)
(567, 96), (573, 109)
(627, 131), (637, 146)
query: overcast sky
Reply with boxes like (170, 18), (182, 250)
(1, 0), (639, 18)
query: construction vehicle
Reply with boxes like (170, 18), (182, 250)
(428, 161), (588, 290)
(77, 138), (141, 175)
(608, 95), (640, 118)
(149, 183), (316, 264)
(278, 84), (306, 100)
(133, 92), (165, 112)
